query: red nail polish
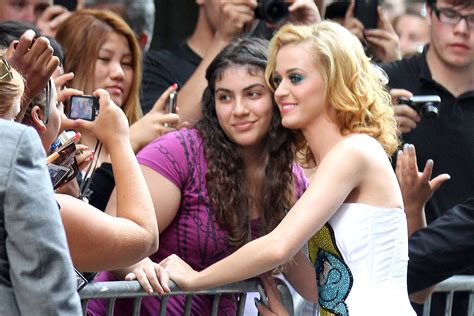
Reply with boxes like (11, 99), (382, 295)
(172, 83), (178, 89)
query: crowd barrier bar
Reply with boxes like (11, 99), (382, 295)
(423, 275), (474, 316)
(79, 278), (294, 316)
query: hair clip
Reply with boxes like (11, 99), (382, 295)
(0, 55), (13, 83)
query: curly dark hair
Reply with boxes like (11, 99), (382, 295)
(195, 37), (297, 250)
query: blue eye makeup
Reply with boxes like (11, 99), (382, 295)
(289, 73), (304, 84)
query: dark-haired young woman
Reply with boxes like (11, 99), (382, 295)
(87, 37), (310, 316)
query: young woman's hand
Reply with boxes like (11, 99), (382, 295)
(159, 254), (199, 291)
(255, 274), (289, 316)
(6, 30), (59, 121)
(75, 143), (94, 170)
(129, 84), (179, 153)
(123, 257), (171, 295)
(396, 144), (450, 235)
(72, 89), (129, 149)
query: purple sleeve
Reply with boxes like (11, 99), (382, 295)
(292, 164), (309, 199)
(136, 130), (190, 190)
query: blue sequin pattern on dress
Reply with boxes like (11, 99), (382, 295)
(308, 224), (353, 316)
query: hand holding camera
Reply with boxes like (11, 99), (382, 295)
(391, 88), (440, 134)
(71, 89), (130, 149)
(345, 1), (401, 62)
(129, 84), (180, 153)
(398, 96), (440, 119)
(254, 0), (320, 25)
(215, 0), (257, 42)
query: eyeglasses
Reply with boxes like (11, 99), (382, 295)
(0, 55), (13, 83)
(432, 4), (474, 29)
(44, 79), (52, 124)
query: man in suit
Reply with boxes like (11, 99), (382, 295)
(0, 120), (81, 315)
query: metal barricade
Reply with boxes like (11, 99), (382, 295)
(423, 276), (474, 316)
(79, 278), (294, 316)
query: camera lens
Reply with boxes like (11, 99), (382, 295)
(420, 102), (439, 119)
(255, 0), (290, 24)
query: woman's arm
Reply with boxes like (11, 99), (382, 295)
(282, 250), (317, 302)
(161, 139), (369, 290)
(395, 144), (450, 303)
(59, 89), (158, 271)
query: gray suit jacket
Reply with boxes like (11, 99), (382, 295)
(0, 120), (81, 315)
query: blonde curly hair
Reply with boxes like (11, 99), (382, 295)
(265, 21), (399, 165)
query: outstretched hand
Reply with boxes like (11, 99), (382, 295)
(159, 254), (199, 291)
(396, 144), (450, 234)
(124, 257), (171, 295)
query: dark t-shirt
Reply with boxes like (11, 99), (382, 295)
(140, 42), (201, 114)
(381, 47), (474, 224)
(407, 198), (474, 294)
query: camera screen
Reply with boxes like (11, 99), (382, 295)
(69, 96), (96, 121)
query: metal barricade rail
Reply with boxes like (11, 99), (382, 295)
(423, 276), (474, 316)
(79, 278), (294, 316)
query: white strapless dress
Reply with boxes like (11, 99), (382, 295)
(306, 203), (416, 316)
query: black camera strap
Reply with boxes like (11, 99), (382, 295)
(79, 140), (102, 202)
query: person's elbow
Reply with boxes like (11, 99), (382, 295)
(143, 223), (159, 255)
(410, 287), (434, 304)
(266, 233), (297, 266)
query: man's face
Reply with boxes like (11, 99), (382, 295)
(0, 0), (52, 24)
(428, 0), (474, 69)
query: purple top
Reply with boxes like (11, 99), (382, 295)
(87, 129), (308, 316)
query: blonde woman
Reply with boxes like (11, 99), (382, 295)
(0, 55), (23, 120)
(160, 21), (415, 315)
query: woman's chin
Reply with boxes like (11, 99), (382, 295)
(109, 95), (123, 108)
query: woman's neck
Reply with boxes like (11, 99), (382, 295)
(301, 115), (344, 165)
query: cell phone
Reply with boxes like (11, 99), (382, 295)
(54, 0), (77, 11)
(166, 91), (177, 114)
(67, 95), (100, 121)
(48, 164), (71, 190)
(355, 0), (379, 29)
(47, 142), (79, 189)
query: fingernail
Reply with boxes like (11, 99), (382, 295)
(254, 298), (261, 308)
(147, 287), (153, 295)
(172, 83), (178, 89)
(427, 159), (433, 166)
(397, 150), (402, 157)
(403, 143), (410, 150)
